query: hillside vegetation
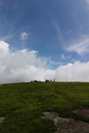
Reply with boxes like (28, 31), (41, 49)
(0, 82), (89, 133)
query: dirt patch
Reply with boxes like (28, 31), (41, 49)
(0, 117), (5, 124)
(72, 108), (89, 118)
(41, 111), (89, 133)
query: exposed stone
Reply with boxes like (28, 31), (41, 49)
(41, 111), (89, 133)
(72, 108), (89, 118)
(53, 117), (74, 127)
(0, 117), (5, 123)
(41, 112), (52, 119)
(41, 112), (58, 119)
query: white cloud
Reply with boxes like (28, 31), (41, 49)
(20, 32), (27, 40)
(65, 37), (89, 54)
(0, 41), (9, 55)
(55, 61), (89, 82)
(0, 41), (50, 83)
(0, 41), (89, 83)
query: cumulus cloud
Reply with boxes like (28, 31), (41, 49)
(0, 41), (9, 55)
(0, 41), (52, 83)
(20, 32), (27, 40)
(55, 61), (89, 82)
(0, 41), (89, 83)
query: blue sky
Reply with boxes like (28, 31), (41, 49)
(0, 0), (89, 83)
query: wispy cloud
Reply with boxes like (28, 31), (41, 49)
(65, 36), (89, 55)
(61, 54), (65, 59)
(52, 20), (64, 43)
(86, 0), (89, 4)
(20, 32), (28, 41)
(65, 30), (71, 35)
(49, 60), (64, 65)
(0, 35), (13, 41)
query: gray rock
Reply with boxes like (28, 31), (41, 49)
(41, 111), (89, 133)
(0, 117), (5, 123)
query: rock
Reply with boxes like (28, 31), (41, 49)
(53, 117), (74, 127)
(41, 112), (52, 119)
(41, 112), (58, 119)
(51, 112), (59, 119)
(0, 117), (5, 123)
(72, 108), (89, 118)
(41, 111), (89, 133)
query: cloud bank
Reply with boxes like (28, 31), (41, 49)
(0, 41), (89, 84)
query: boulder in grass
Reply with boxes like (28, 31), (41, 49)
(41, 111), (89, 133)
(0, 117), (5, 123)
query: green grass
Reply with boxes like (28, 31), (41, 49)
(0, 82), (89, 133)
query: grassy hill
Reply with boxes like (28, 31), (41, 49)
(0, 82), (89, 133)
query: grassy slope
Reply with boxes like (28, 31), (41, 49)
(0, 82), (89, 133)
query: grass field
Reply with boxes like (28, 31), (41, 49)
(0, 82), (89, 133)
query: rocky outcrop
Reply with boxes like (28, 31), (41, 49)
(41, 112), (89, 133)
(72, 108), (89, 118)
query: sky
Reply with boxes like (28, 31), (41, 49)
(0, 0), (89, 83)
